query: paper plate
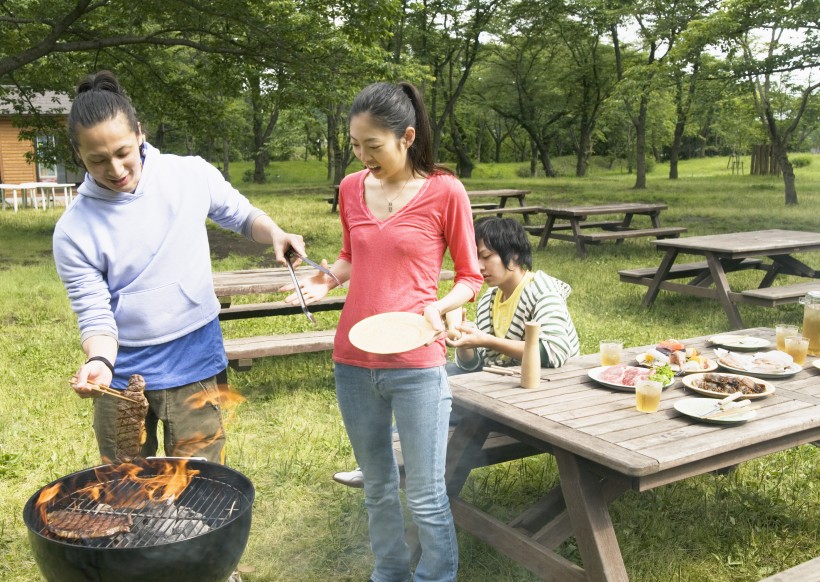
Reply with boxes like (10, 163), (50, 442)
(674, 398), (757, 424)
(681, 373), (775, 399)
(708, 334), (770, 351)
(348, 312), (438, 354)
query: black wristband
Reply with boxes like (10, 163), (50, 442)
(86, 355), (115, 375)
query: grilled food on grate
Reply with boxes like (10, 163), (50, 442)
(115, 374), (149, 463)
(46, 509), (132, 539)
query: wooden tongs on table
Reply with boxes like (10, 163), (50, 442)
(285, 249), (342, 325)
(69, 380), (141, 403)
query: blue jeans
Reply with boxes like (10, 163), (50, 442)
(334, 363), (458, 582)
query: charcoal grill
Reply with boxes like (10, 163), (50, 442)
(23, 458), (254, 582)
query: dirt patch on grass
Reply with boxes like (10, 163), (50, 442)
(207, 228), (279, 266)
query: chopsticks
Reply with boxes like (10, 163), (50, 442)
(703, 404), (758, 420)
(484, 365), (520, 377)
(70, 381), (141, 404)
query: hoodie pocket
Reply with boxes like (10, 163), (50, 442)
(114, 282), (205, 342)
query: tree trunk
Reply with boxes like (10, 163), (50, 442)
(634, 96), (648, 189)
(774, 146), (798, 205)
(575, 124), (591, 178)
(449, 114), (474, 178)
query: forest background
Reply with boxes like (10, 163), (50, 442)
(0, 0), (818, 204)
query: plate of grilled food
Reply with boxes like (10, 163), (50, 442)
(681, 372), (774, 399)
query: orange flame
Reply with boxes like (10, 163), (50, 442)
(35, 483), (63, 523)
(35, 459), (201, 530)
(184, 383), (245, 410)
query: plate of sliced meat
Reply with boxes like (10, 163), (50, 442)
(681, 372), (774, 399)
(588, 364), (675, 392)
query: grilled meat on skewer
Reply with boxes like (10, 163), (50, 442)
(115, 374), (149, 463)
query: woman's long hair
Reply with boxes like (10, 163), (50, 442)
(349, 82), (452, 176)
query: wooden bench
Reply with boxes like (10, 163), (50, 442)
(219, 295), (346, 321)
(738, 281), (820, 307)
(618, 259), (765, 286)
(470, 202), (499, 210)
(472, 205), (545, 225)
(758, 556), (820, 581)
(223, 329), (336, 371)
(578, 226), (687, 243)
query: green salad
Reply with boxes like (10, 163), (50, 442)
(649, 363), (675, 385)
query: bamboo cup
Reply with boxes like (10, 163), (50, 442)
(520, 321), (541, 389)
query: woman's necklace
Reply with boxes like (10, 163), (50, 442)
(379, 175), (412, 213)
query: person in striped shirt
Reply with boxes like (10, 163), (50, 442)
(449, 217), (580, 371)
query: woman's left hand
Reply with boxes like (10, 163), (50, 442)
(423, 304), (445, 336)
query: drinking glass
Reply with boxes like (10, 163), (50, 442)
(599, 340), (623, 366)
(784, 335), (809, 366)
(635, 379), (663, 413)
(775, 324), (799, 352)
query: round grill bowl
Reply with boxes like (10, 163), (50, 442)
(23, 459), (254, 582)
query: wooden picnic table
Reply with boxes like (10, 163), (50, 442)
(327, 186), (530, 215)
(531, 202), (686, 257)
(440, 327), (820, 580)
(467, 189), (529, 209)
(620, 229), (820, 330)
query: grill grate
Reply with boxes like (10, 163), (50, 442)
(37, 475), (247, 549)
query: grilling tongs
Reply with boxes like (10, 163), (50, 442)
(285, 248), (341, 324)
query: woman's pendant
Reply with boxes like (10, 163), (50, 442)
(388, 201), (393, 213)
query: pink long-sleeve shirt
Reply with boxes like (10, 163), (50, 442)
(333, 169), (483, 369)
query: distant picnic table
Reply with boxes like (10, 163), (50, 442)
(619, 229), (820, 329)
(528, 202), (686, 257)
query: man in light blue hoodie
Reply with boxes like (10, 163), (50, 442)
(53, 70), (304, 465)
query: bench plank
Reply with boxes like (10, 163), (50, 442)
(618, 259), (764, 283)
(224, 329), (336, 371)
(219, 295), (346, 320)
(740, 281), (820, 306)
(579, 227), (687, 243)
(472, 205), (545, 217)
(758, 556), (820, 582)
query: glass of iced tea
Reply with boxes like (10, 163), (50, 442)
(775, 324), (799, 352)
(600, 340), (623, 366)
(635, 379), (663, 413)
(785, 335), (809, 366)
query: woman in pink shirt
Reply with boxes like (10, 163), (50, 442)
(291, 82), (482, 581)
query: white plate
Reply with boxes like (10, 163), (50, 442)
(674, 398), (757, 424)
(348, 312), (438, 354)
(813, 360), (820, 371)
(717, 358), (802, 379)
(681, 373), (775, 399)
(635, 353), (718, 374)
(587, 366), (675, 392)
(708, 334), (771, 351)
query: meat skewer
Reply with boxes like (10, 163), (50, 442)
(115, 374), (150, 463)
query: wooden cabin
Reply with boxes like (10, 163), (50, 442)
(0, 89), (81, 184)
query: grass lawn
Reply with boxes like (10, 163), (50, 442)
(1, 155), (818, 581)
